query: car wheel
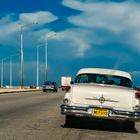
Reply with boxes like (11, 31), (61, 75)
(53, 89), (57, 92)
(124, 121), (135, 130)
(43, 89), (47, 92)
(65, 115), (75, 126)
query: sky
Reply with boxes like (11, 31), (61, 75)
(0, 0), (140, 86)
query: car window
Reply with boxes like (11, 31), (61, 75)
(44, 81), (57, 86)
(75, 74), (132, 88)
(76, 74), (89, 83)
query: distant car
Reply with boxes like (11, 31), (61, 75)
(43, 81), (58, 92)
(30, 85), (37, 89)
(61, 68), (140, 129)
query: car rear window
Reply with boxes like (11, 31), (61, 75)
(75, 73), (132, 88)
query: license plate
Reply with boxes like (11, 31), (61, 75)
(92, 108), (108, 117)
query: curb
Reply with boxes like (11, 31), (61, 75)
(0, 89), (42, 94)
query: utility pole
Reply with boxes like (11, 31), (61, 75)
(45, 32), (56, 82)
(19, 22), (38, 89)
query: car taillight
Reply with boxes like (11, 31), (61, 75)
(65, 86), (71, 92)
(135, 92), (140, 98)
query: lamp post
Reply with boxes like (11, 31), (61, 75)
(1, 58), (8, 87)
(10, 53), (19, 88)
(37, 45), (39, 88)
(20, 27), (24, 89)
(36, 44), (44, 88)
(45, 32), (56, 82)
(0, 60), (4, 87)
(19, 22), (38, 89)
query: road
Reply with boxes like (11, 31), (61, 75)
(0, 91), (140, 140)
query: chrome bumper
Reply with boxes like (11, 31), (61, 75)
(61, 104), (140, 121)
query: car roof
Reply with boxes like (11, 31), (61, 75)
(45, 81), (56, 84)
(77, 68), (132, 80)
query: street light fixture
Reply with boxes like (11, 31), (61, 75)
(45, 32), (56, 82)
(19, 22), (38, 89)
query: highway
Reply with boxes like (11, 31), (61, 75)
(0, 91), (140, 140)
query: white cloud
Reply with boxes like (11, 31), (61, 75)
(0, 11), (58, 47)
(19, 11), (58, 25)
(53, 28), (105, 58)
(63, 0), (95, 12)
(62, 0), (140, 52)
(63, 0), (133, 32)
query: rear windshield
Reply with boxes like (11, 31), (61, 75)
(44, 81), (56, 85)
(75, 73), (132, 88)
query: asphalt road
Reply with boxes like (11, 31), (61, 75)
(0, 91), (140, 140)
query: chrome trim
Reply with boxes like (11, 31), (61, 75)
(60, 104), (140, 121)
(99, 96), (105, 103)
(85, 97), (119, 103)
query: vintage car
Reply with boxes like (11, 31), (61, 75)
(61, 68), (140, 129)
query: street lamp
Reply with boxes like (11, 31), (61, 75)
(0, 58), (8, 87)
(19, 22), (38, 89)
(36, 44), (44, 88)
(10, 53), (20, 88)
(0, 60), (4, 87)
(45, 32), (56, 82)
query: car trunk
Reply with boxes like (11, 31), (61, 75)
(71, 83), (135, 111)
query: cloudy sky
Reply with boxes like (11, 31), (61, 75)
(0, 0), (140, 86)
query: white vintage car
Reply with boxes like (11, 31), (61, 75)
(61, 68), (140, 129)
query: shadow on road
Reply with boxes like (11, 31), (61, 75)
(61, 117), (138, 134)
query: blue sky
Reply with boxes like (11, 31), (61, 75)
(0, 0), (140, 86)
